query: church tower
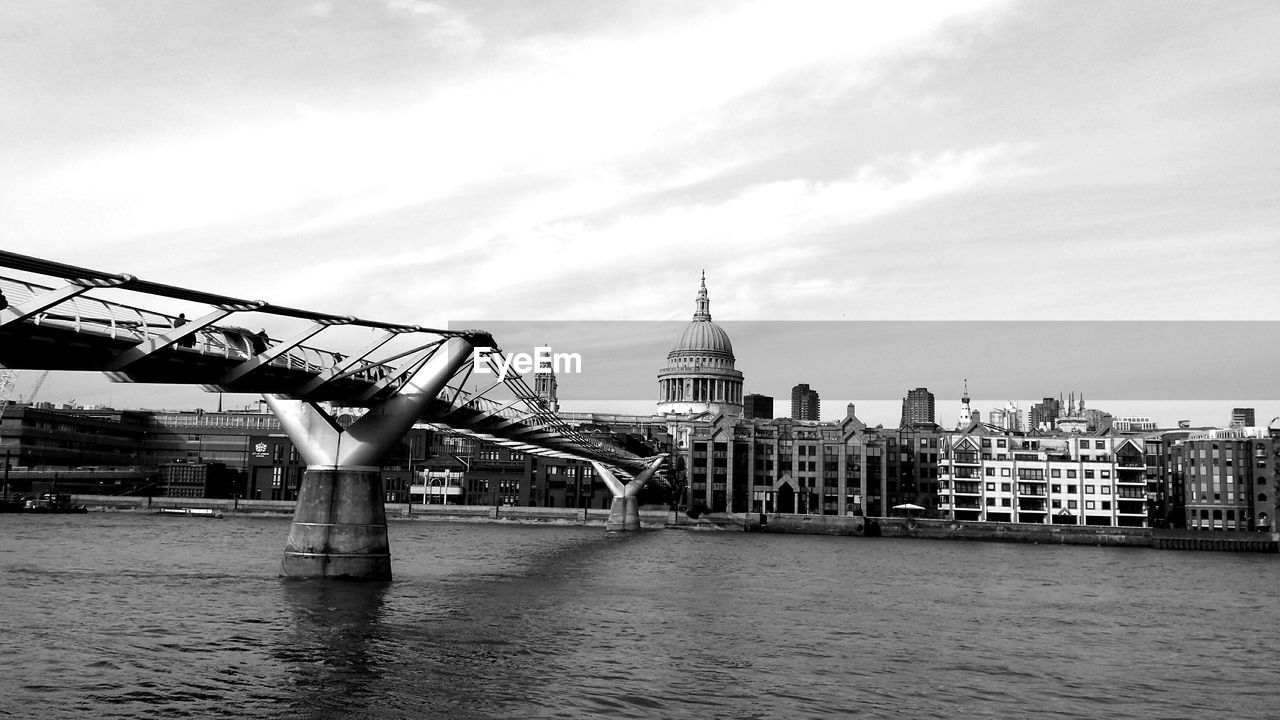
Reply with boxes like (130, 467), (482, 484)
(533, 357), (558, 413)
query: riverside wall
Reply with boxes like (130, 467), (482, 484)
(68, 495), (675, 528)
(66, 495), (1279, 552)
(746, 514), (1280, 553)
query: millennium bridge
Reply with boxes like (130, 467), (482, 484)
(0, 251), (663, 580)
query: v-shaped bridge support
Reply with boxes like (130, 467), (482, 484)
(591, 456), (666, 532)
(265, 336), (479, 580)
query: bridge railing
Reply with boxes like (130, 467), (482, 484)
(1, 273), (368, 380)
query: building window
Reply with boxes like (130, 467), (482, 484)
(1085, 500), (1095, 510)
(1085, 485), (1095, 494)
(1084, 470), (1095, 479)
(1051, 469), (1061, 478)
(1068, 484), (1078, 493)
(1068, 470), (1077, 479)
(1068, 500), (1078, 509)
(986, 482), (995, 491)
(1100, 486), (1110, 495)
(1000, 483), (1010, 492)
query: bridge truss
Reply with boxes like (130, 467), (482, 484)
(0, 250), (647, 472)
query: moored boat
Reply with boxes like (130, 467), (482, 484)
(0, 493), (89, 514)
(156, 507), (224, 519)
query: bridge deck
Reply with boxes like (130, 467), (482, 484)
(1, 251), (647, 471)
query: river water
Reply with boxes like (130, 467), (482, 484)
(0, 513), (1275, 719)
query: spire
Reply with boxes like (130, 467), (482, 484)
(693, 270), (711, 321)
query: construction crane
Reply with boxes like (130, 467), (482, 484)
(0, 369), (17, 421)
(0, 369), (50, 422)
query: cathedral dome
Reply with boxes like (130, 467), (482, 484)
(656, 272), (744, 418)
(669, 319), (734, 357)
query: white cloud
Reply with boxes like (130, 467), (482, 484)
(2, 0), (1012, 252)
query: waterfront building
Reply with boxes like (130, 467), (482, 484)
(656, 273), (744, 417)
(1181, 435), (1275, 531)
(900, 387), (935, 427)
(743, 393), (773, 420)
(791, 384), (820, 421)
(670, 410), (942, 517)
(0, 404), (150, 469)
(937, 426), (1149, 527)
(0, 403), (432, 501)
(0, 404), (152, 496)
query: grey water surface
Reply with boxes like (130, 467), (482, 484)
(1, 513), (1275, 719)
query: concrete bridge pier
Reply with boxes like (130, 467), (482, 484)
(265, 335), (482, 580)
(592, 457), (665, 532)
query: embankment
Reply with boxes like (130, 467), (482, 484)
(747, 514), (1279, 552)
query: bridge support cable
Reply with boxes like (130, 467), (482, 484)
(294, 330), (404, 396)
(219, 318), (352, 385)
(352, 339), (453, 403)
(265, 335), (478, 580)
(591, 456), (666, 532)
(105, 307), (241, 372)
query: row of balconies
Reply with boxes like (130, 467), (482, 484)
(938, 499), (1147, 515)
(945, 455), (1143, 466)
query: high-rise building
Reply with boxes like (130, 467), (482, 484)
(900, 387), (935, 427)
(743, 394), (773, 420)
(1029, 397), (1061, 431)
(790, 384), (820, 421)
(1230, 408), (1255, 428)
(989, 402), (1022, 431)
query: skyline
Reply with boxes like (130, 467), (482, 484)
(3, 2), (1279, 424)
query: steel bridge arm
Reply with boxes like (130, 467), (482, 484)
(106, 307), (245, 372)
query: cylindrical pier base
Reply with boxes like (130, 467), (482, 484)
(281, 468), (391, 580)
(606, 496), (641, 532)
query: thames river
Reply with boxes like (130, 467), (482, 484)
(1, 513), (1275, 719)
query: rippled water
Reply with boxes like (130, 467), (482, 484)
(1, 513), (1276, 719)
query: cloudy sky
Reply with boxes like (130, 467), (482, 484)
(2, 1), (1279, 423)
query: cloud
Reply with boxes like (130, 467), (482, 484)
(1, 0), (1012, 251)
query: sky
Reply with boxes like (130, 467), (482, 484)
(2, 1), (1279, 425)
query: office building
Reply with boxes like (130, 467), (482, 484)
(1230, 408), (1255, 428)
(743, 394), (773, 420)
